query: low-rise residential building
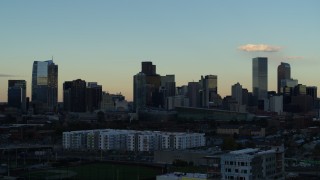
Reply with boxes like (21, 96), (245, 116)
(221, 147), (285, 180)
(63, 129), (205, 152)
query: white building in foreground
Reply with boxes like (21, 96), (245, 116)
(221, 147), (285, 180)
(63, 129), (205, 152)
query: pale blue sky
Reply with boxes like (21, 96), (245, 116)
(0, 0), (319, 101)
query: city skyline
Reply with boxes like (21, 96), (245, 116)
(1, 1), (319, 102)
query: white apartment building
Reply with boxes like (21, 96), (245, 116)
(221, 147), (285, 180)
(100, 130), (127, 150)
(63, 129), (205, 152)
(62, 130), (88, 150)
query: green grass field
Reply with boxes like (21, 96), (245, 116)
(23, 162), (162, 180)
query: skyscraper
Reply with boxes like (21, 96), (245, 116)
(8, 80), (27, 111)
(277, 62), (291, 94)
(200, 75), (218, 108)
(63, 79), (87, 112)
(133, 61), (164, 110)
(133, 72), (147, 110)
(141, 61), (156, 75)
(32, 60), (58, 112)
(86, 82), (102, 112)
(232, 82), (242, 105)
(187, 82), (201, 107)
(252, 57), (268, 100)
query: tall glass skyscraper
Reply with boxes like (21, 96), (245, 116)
(277, 62), (291, 94)
(252, 57), (268, 100)
(200, 75), (218, 108)
(32, 60), (58, 112)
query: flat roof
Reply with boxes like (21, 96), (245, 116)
(230, 148), (259, 155)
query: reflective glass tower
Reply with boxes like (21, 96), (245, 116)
(277, 62), (291, 94)
(32, 60), (58, 112)
(200, 75), (218, 108)
(252, 57), (268, 100)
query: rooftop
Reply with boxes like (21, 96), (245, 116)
(229, 148), (259, 155)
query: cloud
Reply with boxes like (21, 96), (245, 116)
(283, 56), (304, 60)
(238, 44), (281, 52)
(0, 74), (17, 78)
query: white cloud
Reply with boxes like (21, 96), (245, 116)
(238, 44), (281, 52)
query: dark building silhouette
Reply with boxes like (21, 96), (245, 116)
(133, 72), (146, 110)
(160, 75), (176, 109)
(141, 61), (156, 75)
(32, 60), (58, 112)
(86, 82), (102, 112)
(63, 79), (86, 112)
(133, 61), (167, 110)
(188, 82), (201, 107)
(277, 62), (291, 94)
(200, 75), (218, 108)
(306, 86), (317, 100)
(242, 88), (249, 106)
(146, 75), (161, 107)
(293, 84), (307, 96)
(8, 80), (27, 111)
(291, 95), (313, 113)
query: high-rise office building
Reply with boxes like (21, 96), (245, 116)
(306, 86), (317, 100)
(133, 61), (164, 110)
(280, 79), (298, 95)
(133, 72), (147, 110)
(232, 82), (243, 105)
(160, 75), (176, 109)
(32, 60), (58, 112)
(86, 82), (102, 112)
(277, 62), (291, 94)
(200, 75), (218, 108)
(187, 82), (201, 107)
(63, 79), (87, 112)
(252, 57), (268, 100)
(293, 84), (307, 96)
(8, 80), (27, 111)
(141, 61), (156, 75)
(160, 75), (176, 97)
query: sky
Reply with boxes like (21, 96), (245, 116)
(0, 0), (319, 102)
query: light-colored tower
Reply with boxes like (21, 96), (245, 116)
(252, 57), (268, 100)
(232, 82), (243, 105)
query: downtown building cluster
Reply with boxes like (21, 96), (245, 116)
(133, 59), (318, 116)
(133, 61), (219, 111)
(3, 57), (318, 116)
(4, 59), (128, 114)
(62, 129), (205, 152)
